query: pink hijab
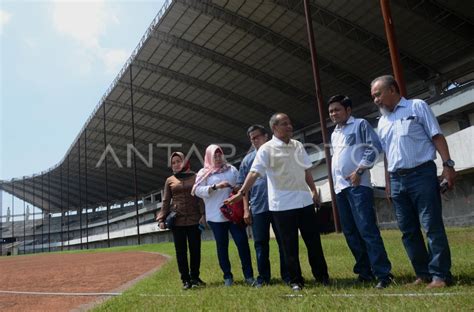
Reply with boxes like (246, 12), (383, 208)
(191, 144), (230, 195)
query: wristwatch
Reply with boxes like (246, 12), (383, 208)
(356, 168), (365, 176)
(211, 184), (217, 190)
(442, 159), (455, 168)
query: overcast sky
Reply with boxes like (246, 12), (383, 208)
(1, 0), (166, 213)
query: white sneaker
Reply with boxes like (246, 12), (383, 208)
(245, 277), (256, 286)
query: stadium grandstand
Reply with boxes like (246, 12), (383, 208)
(1, 0), (473, 256)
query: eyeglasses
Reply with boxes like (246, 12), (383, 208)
(250, 134), (264, 141)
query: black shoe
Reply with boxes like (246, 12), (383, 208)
(321, 278), (330, 287)
(190, 278), (206, 287)
(375, 275), (393, 289)
(356, 275), (375, 284)
(182, 281), (192, 290)
(316, 276), (330, 286)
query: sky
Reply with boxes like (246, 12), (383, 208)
(0, 0), (166, 215)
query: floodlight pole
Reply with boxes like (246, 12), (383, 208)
(129, 64), (141, 245)
(380, 0), (407, 97)
(303, 0), (341, 232)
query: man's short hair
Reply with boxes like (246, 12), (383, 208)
(247, 124), (267, 137)
(269, 112), (286, 130)
(371, 75), (400, 94)
(327, 95), (352, 109)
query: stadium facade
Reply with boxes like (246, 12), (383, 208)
(1, 0), (473, 255)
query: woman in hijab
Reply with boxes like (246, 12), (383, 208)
(157, 152), (206, 290)
(192, 144), (254, 287)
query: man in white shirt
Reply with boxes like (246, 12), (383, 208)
(226, 113), (329, 291)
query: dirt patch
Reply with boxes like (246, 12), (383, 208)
(0, 251), (168, 311)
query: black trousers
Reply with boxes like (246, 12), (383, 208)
(272, 205), (329, 285)
(172, 224), (202, 282)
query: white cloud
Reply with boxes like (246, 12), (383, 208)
(52, 0), (117, 48)
(0, 10), (12, 34)
(101, 48), (129, 74)
(51, 0), (125, 74)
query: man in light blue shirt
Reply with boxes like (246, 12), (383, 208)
(372, 75), (456, 289)
(329, 95), (393, 289)
(237, 125), (289, 287)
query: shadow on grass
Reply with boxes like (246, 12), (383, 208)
(313, 273), (474, 289)
(191, 274), (474, 290)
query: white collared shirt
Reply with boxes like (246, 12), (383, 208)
(250, 135), (313, 211)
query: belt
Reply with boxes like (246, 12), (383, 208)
(391, 161), (433, 176)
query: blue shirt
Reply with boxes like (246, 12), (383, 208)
(237, 150), (269, 215)
(377, 97), (442, 172)
(331, 116), (382, 194)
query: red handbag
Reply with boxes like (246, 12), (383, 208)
(220, 192), (244, 224)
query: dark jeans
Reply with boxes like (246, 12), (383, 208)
(272, 205), (329, 285)
(336, 186), (392, 281)
(172, 224), (201, 282)
(207, 221), (254, 280)
(252, 211), (290, 283)
(390, 161), (451, 281)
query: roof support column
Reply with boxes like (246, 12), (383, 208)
(67, 156), (70, 250)
(32, 178), (36, 253)
(41, 175), (44, 252)
(129, 65), (141, 245)
(0, 192), (2, 255)
(23, 177), (26, 254)
(78, 140), (83, 250)
(380, 0), (407, 97)
(84, 129), (89, 249)
(60, 167), (64, 251)
(303, 0), (341, 232)
(48, 173), (51, 252)
(103, 102), (111, 248)
(11, 182), (14, 241)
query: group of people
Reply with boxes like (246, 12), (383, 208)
(156, 74), (456, 292)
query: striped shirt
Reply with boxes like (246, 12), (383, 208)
(331, 116), (382, 194)
(377, 97), (442, 172)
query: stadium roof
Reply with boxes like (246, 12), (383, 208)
(1, 0), (473, 213)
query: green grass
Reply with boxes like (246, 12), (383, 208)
(90, 227), (474, 311)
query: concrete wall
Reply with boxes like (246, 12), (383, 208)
(440, 120), (460, 136)
(374, 171), (474, 229)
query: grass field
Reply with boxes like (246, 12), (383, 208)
(92, 227), (474, 311)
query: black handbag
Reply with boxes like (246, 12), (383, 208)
(165, 211), (177, 229)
